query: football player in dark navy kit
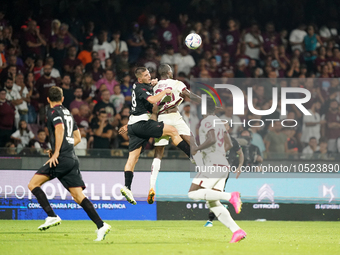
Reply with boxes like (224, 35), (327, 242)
(119, 67), (191, 205)
(27, 86), (111, 241)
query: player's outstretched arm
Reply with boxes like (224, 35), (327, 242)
(147, 89), (172, 104)
(73, 129), (81, 147)
(181, 89), (201, 103)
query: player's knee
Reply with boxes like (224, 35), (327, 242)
(208, 201), (221, 208)
(188, 191), (198, 200)
(28, 182), (37, 191)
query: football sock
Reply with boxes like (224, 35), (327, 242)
(188, 189), (232, 201)
(31, 187), (57, 217)
(208, 211), (215, 222)
(208, 201), (240, 233)
(177, 140), (190, 157)
(125, 171), (134, 190)
(80, 198), (104, 229)
(150, 158), (161, 189)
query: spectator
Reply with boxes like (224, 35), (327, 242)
(284, 128), (298, 155)
(95, 69), (119, 95)
(5, 142), (17, 155)
(110, 30), (128, 56)
(73, 104), (90, 129)
(217, 52), (235, 78)
(301, 100), (323, 144)
(75, 125), (87, 156)
(244, 24), (266, 61)
(262, 22), (280, 54)
(120, 73), (132, 105)
(34, 129), (51, 153)
(139, 46), (159, 71)
(50, 23), (73, 50)
(175, 48), (195, 76)
(33, 58), (44, 80)
(77, 39), (93, 67)
(36, 64), (58, 107)
(40, 57), (61, 80)
(23, 20), (47, 58)
(63, 46), (82, 75)
(303, 25), (323, 71)
(109, 85), (125, 113)
(180, 102), (199, 137)
(289, 24), (307, 53)
(115, 51), (130, 75)
(93, 89), (117, 125)
(70, 87), (88, 112)
(0, 88), (15, 147)
(325, 100), (340, 152)
(313, 138), (331, 159)
(0, 41), (7, 73)
(224, 19), (241, 60)
(13, 73), (30, 122)
(4, 76), (23, 127)
(160, 45), (179, 75)
(6, 55), (25, 74)
(91, 110), (113, 149)
(82, 73), (97, 104)
(158, 17), (180, 52)
(219, 105), (242, 137)
(127, 22), (146, 63)
(264, 121), (287, 156)
(302, 137), (319, 156)
(142, 15), (158, 44)
(93, 30), (113, 67)
(88, 58), (104, 82)
(249, 122), (266, 155)
(10, 120), (35, 148)
(60, 74), (74, 110)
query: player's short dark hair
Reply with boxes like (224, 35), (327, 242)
(309, 137), (317, 141)
(158, 64), (171, 77)
(134, 67), (147, 78)
(37, 129), (45, 134)
(206, 98), (216, 114)
(48, 86), (63, 102)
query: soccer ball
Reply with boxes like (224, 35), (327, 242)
(185, 33), (202, 50)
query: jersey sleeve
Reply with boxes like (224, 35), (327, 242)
(51, 111), (64, 127)
(176, 81), (187, 92)
(201, 119), (214, 133)
(136, 86), (152, 101)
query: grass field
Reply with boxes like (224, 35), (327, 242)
(1, 220), (340, 255)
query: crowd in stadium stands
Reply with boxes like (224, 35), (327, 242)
(1, 0), (340, 159)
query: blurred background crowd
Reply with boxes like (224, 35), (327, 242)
(1, 0), (340, 159)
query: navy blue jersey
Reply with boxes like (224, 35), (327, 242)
(46, 105), (78, 158)
(130, 82), (153, 115)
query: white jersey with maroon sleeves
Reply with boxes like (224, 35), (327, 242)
(199, 115), (228, 164)
(153, 79), (186, 113)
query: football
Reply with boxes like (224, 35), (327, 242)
(185, 33), (202, 50)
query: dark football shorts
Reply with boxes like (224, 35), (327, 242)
(128, 119), (164, 152)
(36, 156), (86, 190)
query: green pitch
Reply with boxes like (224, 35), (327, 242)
(1, 220), (339, 255)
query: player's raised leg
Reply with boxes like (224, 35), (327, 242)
(69, 187), (111, 241)
(148, 146), (164, 204)
(28, 173), (62, 231)
(121, 146), (142, 205)
(188, 184), (242, 214)
(162, 124), (191, 157)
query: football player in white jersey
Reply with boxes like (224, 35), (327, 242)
(147, 64), (201, 204)
(188, 99), (247, 243)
